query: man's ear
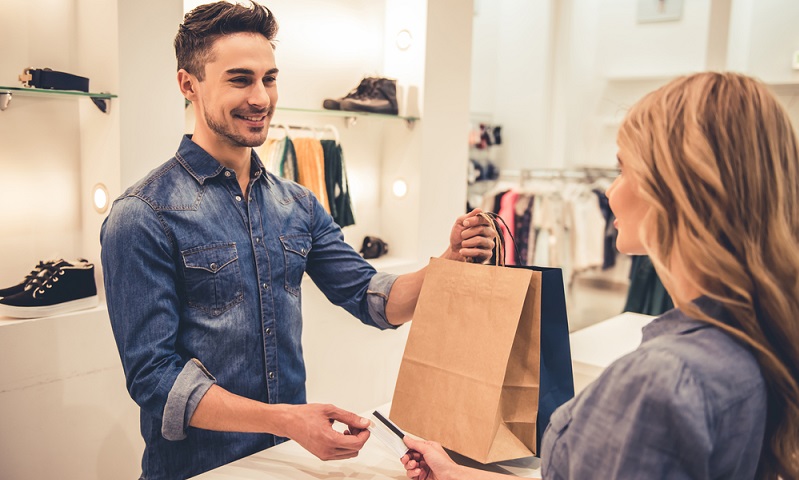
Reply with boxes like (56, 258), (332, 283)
(178, 69), (199, 102)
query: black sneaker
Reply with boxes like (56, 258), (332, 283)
(0, 260), (53, 298)
(0, 258), (89, 299)
(340, 77), (398, 115)
(323, 77), (379, 110)
(0, 260), (98, 318)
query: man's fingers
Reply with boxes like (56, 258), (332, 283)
(457, 208), (485, 227)
(328, 429), (369, 450)
(326, 406), (370, 430)
(460, 234), (496, 249)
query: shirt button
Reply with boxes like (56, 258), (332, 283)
(210, 262), (218, 271)
(235, 195), (242, 202)
(255, 237), (261, 243)
(268, 371), (275, 379)
(300, 248), (306, 254)
(265, 327), (272, 335)
(224, 171), (232, 177)
(254, 170), (261, 177)
(262, 283), (269, 290)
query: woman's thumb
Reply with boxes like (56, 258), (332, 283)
(403, 435), (429, 453)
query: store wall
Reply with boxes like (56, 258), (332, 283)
(728, 0), (799, 82)
(0, 0), (84, 287)
(118, 0), (186, 188)
(473, 0), (799, 171)
(470, 0), (555, 170)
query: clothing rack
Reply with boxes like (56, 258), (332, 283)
(503, 167), (620, 185)
(273, 123), (340, 144)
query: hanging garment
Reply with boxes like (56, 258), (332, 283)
(498, 190), (519, 265)
(279, 137), (299, 182)
(321, 139), (355, 228)
(257, 138), (281, 175)
(514, 195), (535, 265)
(564, 184), (605, 279)
(593, 188), (618, 270)
(293, 137), (330, 213)
(257, 137), (298, 182)
(623, 255), (674, 315)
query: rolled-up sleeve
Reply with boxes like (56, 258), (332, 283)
(163, 359), (216, 440)
(366, 271), (399, 329)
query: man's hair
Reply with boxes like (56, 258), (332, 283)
(619, 72), (799, 480)
(175, 1), (278, 81)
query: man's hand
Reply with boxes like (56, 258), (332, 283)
(282, 403), (371, 460)
(445, 209), (495, 263)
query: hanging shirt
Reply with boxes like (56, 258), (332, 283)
(293, 137), (330, 213)
(498, 189), (519, 265)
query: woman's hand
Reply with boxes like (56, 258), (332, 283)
(401, 436), (461, 480)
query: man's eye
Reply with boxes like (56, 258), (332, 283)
(264, 76), (277, 84)
(231, 77), (249, 85)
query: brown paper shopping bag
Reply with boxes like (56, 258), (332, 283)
(390, 256), (542, 463)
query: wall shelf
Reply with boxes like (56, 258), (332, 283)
(0, 86), (117, 113)
(604, 73), (689, 83)
(764, 81), (799, 95)
(276, 106), (419, 128)
(185, 102), (420, 128)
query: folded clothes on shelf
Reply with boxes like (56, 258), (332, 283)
(0, 259), (98, 319)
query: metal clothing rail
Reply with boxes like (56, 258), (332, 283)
(501, 167), (620, 185)
(272, 123), (341, 143)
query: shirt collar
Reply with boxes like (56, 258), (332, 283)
(641, 296), (730, 342)
(174, 134), (269, 185)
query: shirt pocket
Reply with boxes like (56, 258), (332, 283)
(182, 242), (244, 316)
(279, 234), (311, 296)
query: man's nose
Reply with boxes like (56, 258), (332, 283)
(250, 83), (271, 109)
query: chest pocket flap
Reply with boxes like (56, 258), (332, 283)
(183, 243), (239, 273)
(182, 242), (243, 315)
(279, 234), (312, 257)
(279, 234), (311, 296)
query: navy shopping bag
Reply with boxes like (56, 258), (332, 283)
(510, 264), (574, 448)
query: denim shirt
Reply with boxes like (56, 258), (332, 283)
(100, 135), (398, 480)
(541, 298), (767, 479)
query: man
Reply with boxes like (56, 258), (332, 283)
(100, 2), (494, 479)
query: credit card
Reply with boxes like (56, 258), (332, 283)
(367, 410), (409, 458)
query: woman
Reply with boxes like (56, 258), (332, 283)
(400, 72), (799, 479)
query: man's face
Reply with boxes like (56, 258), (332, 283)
(193, 32), (278, 149)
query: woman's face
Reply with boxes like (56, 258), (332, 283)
(606, 152), (650, 255)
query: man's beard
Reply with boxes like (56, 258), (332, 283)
(205, 108), (272, 148)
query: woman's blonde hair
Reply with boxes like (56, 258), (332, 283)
(618, 72), (799, 479)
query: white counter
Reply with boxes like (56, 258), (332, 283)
(194, 311), (654, 479)
(194, 403), (542, 479)
(570, 311), (654, 393)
